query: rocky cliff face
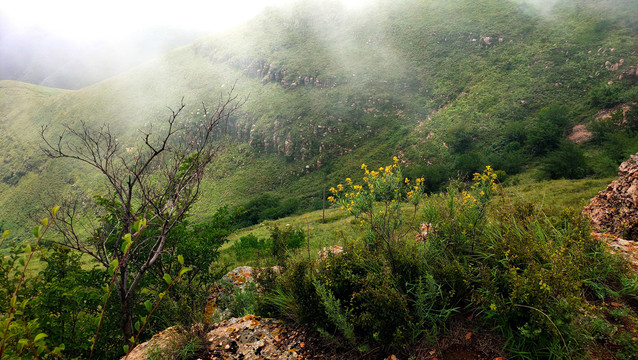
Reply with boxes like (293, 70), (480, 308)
(584, 152), (638, 240)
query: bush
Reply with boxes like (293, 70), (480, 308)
(231, 226), (305, 264)
(541, 142), (590, 179)
(526, 105), (572, 156)
(589, 85), (622, 109)
(232, 234), (270, 261)
(234, 194), (300, 227)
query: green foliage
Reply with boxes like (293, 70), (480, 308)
(232, 234), (271, 261)
(231, 225), (305, 265)
(32, 246), (109, 359)
(260, 158), (638, 358)
(541, 141), (590, 179)
(234, 194), (300, 228)
(589, 85), (623, 109)
(526, 105), (572, 156)
(269, 225), (304, 266)
(217, 279), (259, 318)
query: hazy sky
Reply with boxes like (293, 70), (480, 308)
(1, 0), (368, 43)
(1, 0), (288, 43)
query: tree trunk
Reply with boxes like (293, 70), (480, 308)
(120, 297), (135, 348)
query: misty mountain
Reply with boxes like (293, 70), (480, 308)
(0, 15), (203, 89)
(0, 0), (637, 234)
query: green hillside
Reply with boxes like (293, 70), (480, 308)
(1, 0), (637, 234)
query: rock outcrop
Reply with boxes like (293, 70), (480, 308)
(124, 315), (338, 360)
(583, 153), (638, 240)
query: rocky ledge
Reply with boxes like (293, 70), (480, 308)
(124, 314), (339, 360)
(583, 152), (638, 240)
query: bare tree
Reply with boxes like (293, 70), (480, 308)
(40, 88), (245, 346)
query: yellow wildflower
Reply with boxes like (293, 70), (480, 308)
(393, 156), (399, 163)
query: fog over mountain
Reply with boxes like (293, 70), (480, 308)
(0, 23), (202, 89)
(0, 0), (299, 89)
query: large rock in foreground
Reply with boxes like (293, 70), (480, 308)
(124, 315), (339, 360)
(584, 153), (638, 240)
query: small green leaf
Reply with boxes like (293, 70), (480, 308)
(123, 233), (132, 242)
(110, 259), (119, 269)
(18, 338), (28, 351)
(10, 296), (17, 308)
(133, 220), (141, 233)
(2, 230), (9, 240)
(144, 300), (152, 313)
(40, 218), (48, 226)
(177, 254), (184, 266)
(179, 267), (192, 277)
(140, 316), (147, 323)
(33, 225), (42, 238)
(134, 321), (140, 331)
(121, 239), (132, 254)
(53, 343), (65, 355)
(129, 336), (135, 343)
(159, 292), (165, 300)
(51, 205), (60, 217)
(34, 333), (48, 342)
(123, 345), (129, 354)
(24, 244), (31, 254)
(163, 274), (172, 285)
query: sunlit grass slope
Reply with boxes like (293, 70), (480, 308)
(217, 175), (612, 268)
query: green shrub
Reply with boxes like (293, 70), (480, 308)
(232, 226), (305, 264)
(234, 194), (301, 227)
(541, 142), (590, 179)
(526, 105), (572, 156)
(589, 85), (622, 109)
(232, 234), (270, 261)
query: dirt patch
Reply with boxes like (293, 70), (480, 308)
(568, 124), (592, 143)
(596, 104), (631, 123)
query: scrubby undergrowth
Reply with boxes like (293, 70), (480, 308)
(238, 161), (638, 359)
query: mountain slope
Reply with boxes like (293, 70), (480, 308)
(1, 0), (637, 234)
